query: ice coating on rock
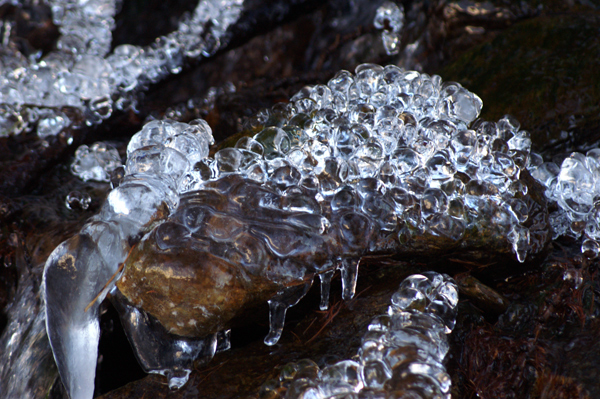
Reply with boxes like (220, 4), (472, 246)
(259, 272), (458, 398)
(111, 293), (219, 389)
(113, 65), (552, 383)
(43, 119), (214, 399)
(0, 0), (244, 137)
(45, 64), (556, 398)
(71, 142), (122, 182)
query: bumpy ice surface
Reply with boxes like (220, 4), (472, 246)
(260, 272), (458, 399)
(45, 63), (597, 399)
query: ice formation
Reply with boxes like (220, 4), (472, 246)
(70, 142), (122, 182)
(44, 63), (559, 399)
(374, 1), (404, 56)
(529, 151), (600, 257)
(44, 119), (214, 398)
(0, 0), (244, 137)
(260, 272), (458, 399)
(0, 246), (57, 399)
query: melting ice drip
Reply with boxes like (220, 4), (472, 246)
(259, 272), (458, 399)
(0, 0), (244, 137)
(48, 63), (550, 399)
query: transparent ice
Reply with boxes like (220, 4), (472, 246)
(259, 272), (458, 399)
(374, 1), (404, 56)
(43, 62), (598, 399)
(44, 119), (214, 399)
(529, 149), (600, 255)
(0, 244), (57, 399)
(65, 190), (92, 210)
(0, 0), (244, 137)
(71, 142), (122, 182)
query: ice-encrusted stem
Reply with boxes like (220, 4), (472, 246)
(0, 0), (245, 137)
(258, 272), (459, 398)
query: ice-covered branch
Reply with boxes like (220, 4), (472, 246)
(0, 0), (244, 137)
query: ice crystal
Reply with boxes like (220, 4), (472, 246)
(530, 150), (600, 256)
(71, 142), (122, 182)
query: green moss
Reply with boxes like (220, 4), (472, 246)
(439, 13), (600, 154)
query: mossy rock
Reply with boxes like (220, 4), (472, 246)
(439, 13), (600, 157)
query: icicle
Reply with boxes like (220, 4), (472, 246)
(264, 300), (288, 346)
(339, 258), (360, 300)
(318, 270), (334, 311)
(264, 281), (312, 345)
(43, 221), (128, 399)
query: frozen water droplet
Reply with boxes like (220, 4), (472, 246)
(438, 83), (482, 124)
(508, 225), (530, 263)
(65, 190), (91, 210)
(37, 112), (70, 138)
(111, 293), (216, 389)
(582, 239), (599, 258)
(381, 31), (401, 56)
(71, 142), (122, 182)
(166, 369), (191, 390)
(374, 1), (404, 32)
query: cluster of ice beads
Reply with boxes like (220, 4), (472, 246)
(530, 150), (600, 256)
(260, 272), (458, 399)
(182, 63), (544, 263)
(0, 0), (243, 137)
(70, 142), (122, 182)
